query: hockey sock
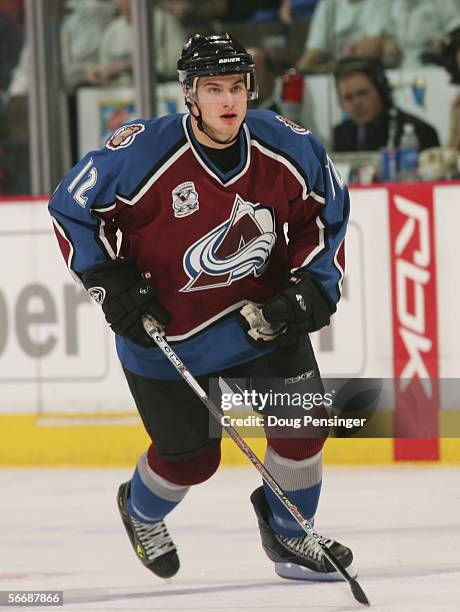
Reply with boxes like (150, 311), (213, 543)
(127, 451), (189, 523)
(263, 445), (323, 538)
(146, 442), (221, 486)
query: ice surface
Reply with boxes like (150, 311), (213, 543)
(1, 465), (459, 611)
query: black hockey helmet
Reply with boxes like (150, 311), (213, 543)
(177, 33), (258, 101)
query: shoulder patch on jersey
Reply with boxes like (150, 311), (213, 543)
(275, 115), (310, 135)
(106, 123), (145, 150)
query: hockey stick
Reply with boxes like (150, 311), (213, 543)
(142, 315), (370, 606)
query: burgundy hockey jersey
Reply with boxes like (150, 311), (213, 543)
(49, 110), (349, 379)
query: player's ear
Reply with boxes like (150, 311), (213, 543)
(182, 83), (196, 111)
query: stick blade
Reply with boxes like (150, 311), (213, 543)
(350, 578), (370, 606)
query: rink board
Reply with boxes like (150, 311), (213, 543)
(1, 413), (460, 466)
(0, 414), (396, 466)
(0, 183), (459, 464)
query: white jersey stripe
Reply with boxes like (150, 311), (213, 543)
(182, 114), (252, 187)
(251, 139), (310, 200)
(167, 299), (253, 342)
(116, 141), (191, 206)
(51, 218), (82, 286)
(310, 190), (326, 204)
(92, 201), (117, 213)
(98, 218), (117, 260)
(290, 216), (326, 273)
(333, 236), (345, 296)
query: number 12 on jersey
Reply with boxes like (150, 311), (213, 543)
(67, 158), (98, 208)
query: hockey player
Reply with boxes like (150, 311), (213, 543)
(48, 33), (352, 582)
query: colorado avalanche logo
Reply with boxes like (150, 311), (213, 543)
(106, 123), (145, 150)
(180, 195), (276, 292)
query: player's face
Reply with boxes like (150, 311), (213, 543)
(193, 74), (248, 144)
(337, 73), (384, 125)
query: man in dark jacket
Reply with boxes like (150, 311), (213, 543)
(333, 58), (440, 152)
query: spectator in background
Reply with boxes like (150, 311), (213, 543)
(296, 0), (389, 73)
(164, 0), (192, 20)
(7, 1), (121, 93)
(0, 3), (25, 194)
(449, 44), (460, 150)
(383, 0), (460, 70)
(213, 2), (287, 63)
(333, 58), (440, 152)
(279, 0), (319, 23)
(84, 0), (133, 86)
(83, 1), (192, 85)
(247, 46), (282, 113)
(246, 1), (283, 24)
(216, 1), (274, 24)
(0, 11), (23, 103)
(179, 0), (226, 30)
(278, 0), (319, 66)
(154, 1), (190, 81)
(1, 16), (29, 194)
(61, 0), (116, 89)
(5, 1), (121, 166)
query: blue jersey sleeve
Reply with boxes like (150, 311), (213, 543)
(246, 110), (349, 305)
(49, 145), (125, 276)
(288, 132), (349, 305)
(48, 115), (186, 277)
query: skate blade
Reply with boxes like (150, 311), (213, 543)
(275, 562), (358, 582)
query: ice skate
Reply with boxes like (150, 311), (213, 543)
(117, 481), (179, 579)
(250, 486), (356, 581)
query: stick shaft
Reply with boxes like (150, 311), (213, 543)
(142, 316), (357, 583)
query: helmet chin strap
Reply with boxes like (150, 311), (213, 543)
(188, 100), (241, 146)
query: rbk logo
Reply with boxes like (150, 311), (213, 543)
(394, 194), (433, 387)
(180, 195), (276, 292)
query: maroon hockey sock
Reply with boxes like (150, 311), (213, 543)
(266, 434), (326, 461)
(146, 442), (221, 486)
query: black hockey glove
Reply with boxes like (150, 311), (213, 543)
(239, 275), (336, 350)
(82, 259), (172, 347)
